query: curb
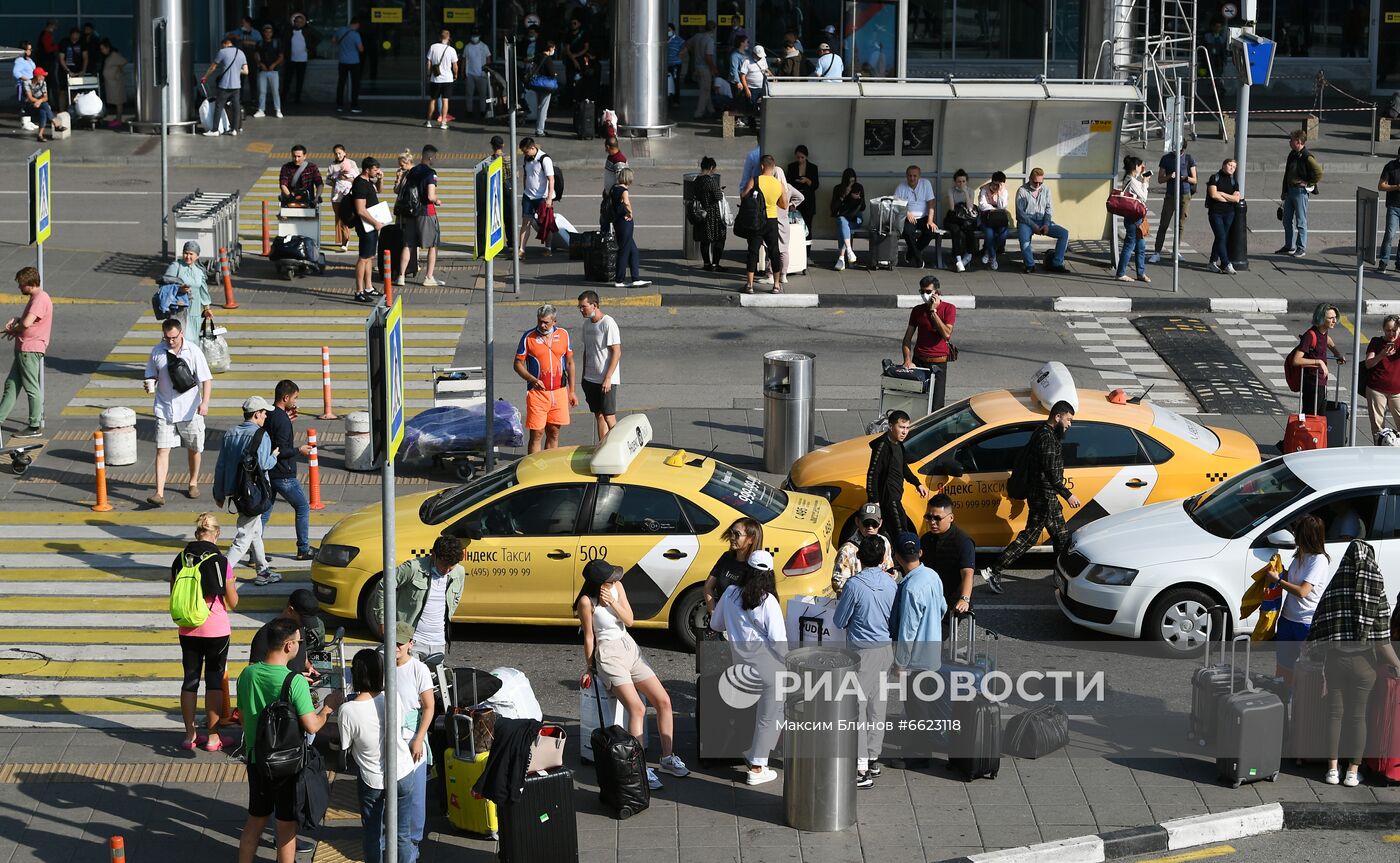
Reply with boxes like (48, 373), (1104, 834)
(654, 293), (1373, 314)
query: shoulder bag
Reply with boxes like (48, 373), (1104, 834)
(166, 350), (200, 393)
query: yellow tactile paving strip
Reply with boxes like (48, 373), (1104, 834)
(0, 761), (247, 783)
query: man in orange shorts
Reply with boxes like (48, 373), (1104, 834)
(514, 303), (577, 453)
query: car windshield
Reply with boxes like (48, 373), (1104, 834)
(1150, 403), (1221, 454)
(903, 400), (985, 462)
(701, 461), (789, 523)
(1187, 459), (1313, 539)
(419, 463), (519, 525)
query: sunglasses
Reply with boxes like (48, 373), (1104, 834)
(926, 513), (950, 524)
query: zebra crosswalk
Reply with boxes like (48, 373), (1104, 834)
(1066, 315), (1200, 414)
(0, 511), (375, 729)
(65, 307), (463, 419)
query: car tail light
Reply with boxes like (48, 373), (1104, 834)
(782, 541), (823, 577)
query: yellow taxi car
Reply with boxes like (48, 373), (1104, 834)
(311, 414), (834, 650)
(786, 366), (1261, 551)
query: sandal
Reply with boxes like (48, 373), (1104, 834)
(187, 486), (201, 499)
(204, 735), (225, 752)
(741, 286), (754, 294)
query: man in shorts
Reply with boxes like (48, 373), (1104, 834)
(143, 317), (212, 506)
(514, 304), (576, 454)
(425, 28), (458, 129)
(577, 290), (620, 441)
(399, 144), (443, 287)
(349, 156), (384, 302)
(235, 617), (338, 863)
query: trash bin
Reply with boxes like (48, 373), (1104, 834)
(682, 171), (702, 261)
(783, 645), (860, 832)
(1228, 199), (1249, 272)
(763, 350), (815, 475)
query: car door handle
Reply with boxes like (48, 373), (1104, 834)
(547, 550), (572, 559)
(1124, 479), (1148, 489)
(663, 549), (689, 560)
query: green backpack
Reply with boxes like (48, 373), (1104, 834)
(170, 552), (216, 628)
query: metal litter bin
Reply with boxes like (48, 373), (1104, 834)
(763, 350), (815, 474)
(783, 645), (860, 832)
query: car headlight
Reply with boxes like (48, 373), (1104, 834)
(1083, 564), (1138, 586)
(316, 544), (360, 568)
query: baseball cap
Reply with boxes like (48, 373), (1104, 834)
(818, 42), (831, 51)
(858, 502), (883, 525)
(242, 395), (273, 413)
(823, 24), (837, 34)
(288, 588), (319, 618)
(33, 67), (46, 77)
(583, 559), (624, 586)
(752, 45), (766, 59)
(394, 620), (416, 645)
(747, 550), (775, 571)
(896, 531), (921, 558)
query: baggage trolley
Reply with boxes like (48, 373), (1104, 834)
(430, 365), (488, 480)
(173, 190), (243, 276)
(66, 73), (103, 128)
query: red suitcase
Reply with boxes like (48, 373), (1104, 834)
(1283, 414), (1327, 452)
(1366, 666), (1400, 783)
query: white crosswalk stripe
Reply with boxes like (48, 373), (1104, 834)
(1066, 316), (1200, 413)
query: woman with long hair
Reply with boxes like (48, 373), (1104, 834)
(576, 559), (688, 789)
(706, 517), (763, 613)
(338, 649), (413, 863)
(709, 550), (786, 785)
(830, 168), (865, 271)
(1290, 302), (1347, 415)
(170, 512), (238, 750)
(1270, 513), (1331, 684)
(328, 143), (360, 251)
(1114, 155), (1150, 283)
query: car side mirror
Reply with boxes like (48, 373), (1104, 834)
(924, 457), (964, 478)
(1265, 529), (1294, 548)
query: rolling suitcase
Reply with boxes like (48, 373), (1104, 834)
(947, 694), (1000, 781)
(1323, 368), (1351, 447)
(868, 231), (899, 271)
(1284, 372), (1328, 452)
(574, 98), (596, 140)
(497, 767), (579, 862)
(570, 229), (598, 262)
(1289, 648), (1328, 764)
(866, 196), (906, 271)
(1188, 606), (1244, 747)
(1215, 635), (1284, 787)
(584, 231), (618, 283)
(588, 677), (650, 819)
(445, 714), (499, 837)
(1366, 665), (1400, 784)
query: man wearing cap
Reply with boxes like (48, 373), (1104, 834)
(812, 40), (843, 80)
(867, 409), (929, 548)
(370, 535), (466, 659)
(832, 502), (894, 593)
(833, 535), (897, 788)
(247, 588), (324, 680)
(214, 394), (280, 585)
(391, 620), (435, 863)
(890, 531), (945, 769)
(919, 493), (975, 627)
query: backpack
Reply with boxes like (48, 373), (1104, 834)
(1284, 329), (1318, 393)
(551, 165), (565, 201)
(394, 175), (423, 219)
(1006, 439), (1032, 501)
(169, 552), (216, 628)
(255, 671), (307, 781)
(687, 196), (709, 227)
(734, 183), (766, 239)
(231, 427), (274, 518)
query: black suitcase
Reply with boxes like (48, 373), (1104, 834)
(588, 681), (649, 819)
(375, 223), (418, 279)
(696, 669), (757, 766)
(947, 694), (1000, 781)
(497, 767), (579, 862)
(868, 231), (899, 270)
(571, 230), (599, 262)
(1004, 705), (1069, 759)
(1215, 635), (1284, 787)
(1188, 606), (1244, 748)
(574, 98), (596, 140)
(584, 232), (618, 283)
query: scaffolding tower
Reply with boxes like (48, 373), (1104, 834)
(1111, 0), (1200, 143)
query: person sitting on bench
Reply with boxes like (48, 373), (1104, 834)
(893, 165), (938, 269)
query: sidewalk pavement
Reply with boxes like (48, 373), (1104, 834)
(6, 725), (1396, 863)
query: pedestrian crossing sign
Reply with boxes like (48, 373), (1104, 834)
(28, 149), (50, 246)
(475, 156), (505, 261)
(386, 297), (405, 460)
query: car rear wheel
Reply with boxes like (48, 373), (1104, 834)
(357, 574), (383, 634)
(1145, 588), (1221, 656)
(670, 586), (706, 653)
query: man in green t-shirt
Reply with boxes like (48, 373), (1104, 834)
(236, 617), (339, 863)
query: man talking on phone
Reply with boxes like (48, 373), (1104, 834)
(259, 379), (315, 562)
(901, 275), (955, 411)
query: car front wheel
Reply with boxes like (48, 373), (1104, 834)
(357, 574), (383, 634)
(1145, 587), (1222, 656)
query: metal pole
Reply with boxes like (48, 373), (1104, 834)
(160, 77), (169, 259)
(1350, 261), (1364, 446)
(485, 256), (495, 470)
(508, 39), (521, 296)
(1172, 78), (1183, 294)
(1234, 77), (1250, 235)
(381, 423), (398, 863)
(36, 243), (43, 286)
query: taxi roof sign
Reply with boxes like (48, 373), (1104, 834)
(590, 414), (653, 475)
(1031, 361), (1078, 414)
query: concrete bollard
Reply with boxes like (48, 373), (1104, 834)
(99, 406), (138, 467)
(344, 411), (374, 472)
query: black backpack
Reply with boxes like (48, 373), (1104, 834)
(255, 671), (307, 781)
(231, 427), (274, 518)
(734, 183), (766, 239)
(166, 351), (199, 393)
(1006, 438), (1032, 501)
(551, 163), (565, 201)
(394, 177), (423, 219)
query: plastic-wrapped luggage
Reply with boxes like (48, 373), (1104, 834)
(401, 402), (525, 464)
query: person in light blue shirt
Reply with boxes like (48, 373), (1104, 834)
(666, 24), (684, 107)
(889, 532), (946, 769)
(740, 144), (761, 194)
(162, 241), (212, 330)
(213, 395), (280, 583)
(201, 37), (249, 136)
(334, 19), (365, 112)
(833, 535), (896, 788)
(728, 35), (750, 86)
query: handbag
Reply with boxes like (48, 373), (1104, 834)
(166, 350), (199, 393)
(947, 344), (960, 362)
(200, 318), (231, 374)
(980, 209), (1010, 231)
(1106, 186), (1148, 220)
(527, 724), (566, 773)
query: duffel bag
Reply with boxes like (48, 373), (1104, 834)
(1004, 705), (1069, 759)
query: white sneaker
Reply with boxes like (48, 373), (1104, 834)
(395, 276), (405, 287)
(614, 281), (628, 289)
(780, 274), (789, 285)
(202, 130), (222, 136)
(229, 130), (239, 136)
(834, 256), (846, 271)
(646, 767), (663, 790)
(846, 248), (858, 264)
(989, 257), (999, 271)
(980, 253), (989, 265)
(1343, 771), (1360, 788)
(253, 110), (266, 118)
(1225, 264), (1237, 275)
(421, 277), (442, 287)
(440, 122), (449, 130)
(954, 258), (965, 273)
(658, 754), (689, 777)
(1209, 260), (1221, 273)
(962, 254), (973, 268)
(631, 280), (652, 288)
(1148, 253), (1161, 264)
(426, 120), (434, 127)
(745, 766), (778, 786)
(1324, 768), (1341, 785)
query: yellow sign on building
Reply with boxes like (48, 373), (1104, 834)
(371, 7), (404, 23)
(445, 7), (476, 23)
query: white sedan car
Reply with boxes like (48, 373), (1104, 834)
(1056, 448), (1400, 653)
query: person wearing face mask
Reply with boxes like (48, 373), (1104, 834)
(514, 304), (577, 453)
(900, 275), (955, 411)
(1015, 168), (1069, 274)
(981, 400), (1081, 594)
(464, 30), (493, 122)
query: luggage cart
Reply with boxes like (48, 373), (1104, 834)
(66, 74), (103, 128)
(428, 366), (487, 480)
(277, 202), (321, 240)
(172, 190), (242, 276)
(307, 625), (350, 771)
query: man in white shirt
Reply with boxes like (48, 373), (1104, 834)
(426, 28), (459, 129)
(142, 317), (212, 506)
(687, 20), (718, 119)
(893, 165), (938, 268)
(517, 138), (554, 251)
(577, 290), (621, 441)
(462, 30), (492, 120)
(812, 42), (843, 80)
(284, 13), (310, 103)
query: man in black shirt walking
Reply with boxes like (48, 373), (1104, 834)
(866, 409), (929, 548)
(982, 400), (1080, 594)
(1377, 145), (1400, 273)
(919, 492), (975, 631)
(259, 379), (314, 561)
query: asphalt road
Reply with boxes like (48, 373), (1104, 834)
(1122, 830), (1400, 863)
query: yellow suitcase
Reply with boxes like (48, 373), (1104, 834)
(445, 714), (498, 837)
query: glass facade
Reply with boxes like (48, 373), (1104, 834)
(908, 0), (1076, 70)
(1250, 0), (1370, 58)
(0, 0), (138, 59)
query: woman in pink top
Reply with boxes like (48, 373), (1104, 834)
(170, 512), (239, 750)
